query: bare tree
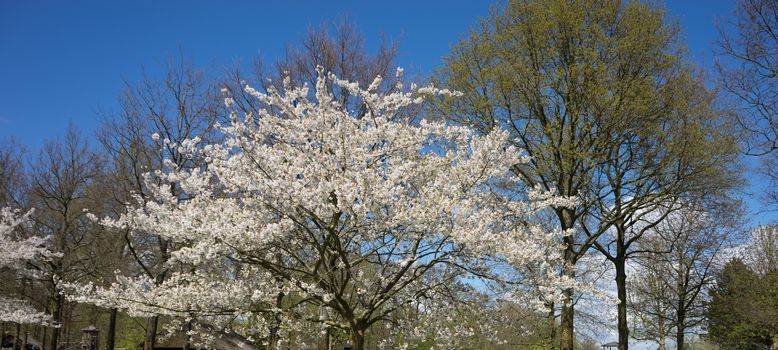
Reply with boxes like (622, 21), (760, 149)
(223, 18), (401, 122)
(0, 138), (27, 207)
(717, 0), (778, 156)
(628, 202), (741, 350)
(585, 70), (742, 349)
(96, 53), (221, 350)
(26, 125), (103, 350)
(745, 224), (778, 274)
(717, 0), (778, 208)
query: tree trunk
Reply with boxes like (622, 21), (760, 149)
(559, 209), (577, 350)
(348, 329), (365, 350)
(143, 316), (158, 350)
(16, 323), (21, 350)
(675, 285), (687, 350)
(675, 311), (685, 350)
(63, 305), (71, 349)
(317, 327), (330, 350)
(182, 322), (191, 350)
(657, 313), (666, 350)
(675, 329), (685, 350)
(615, 255), (629, 350)
(41, 326), (47, 350)
(106, 308), (117, 350)
(267, 292), (284, 350)
(50, 293), (63, 350)
(559, 241), (576, 350)
(266, 319), (280, 350)
(546, 301), (556, 347)
(559, 275), (575, 350)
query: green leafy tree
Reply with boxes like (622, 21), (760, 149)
(436, 1), (740, 349)
(707, 259), (777, 349)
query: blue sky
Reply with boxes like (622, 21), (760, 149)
(0, 0), (738, 144)
(0, 0), (774, 226)
(0, 0), (493, 147)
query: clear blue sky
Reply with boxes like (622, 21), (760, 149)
(0, 0), (774, 227)
(0, 0), (494, 148)
(0, 0), (736, 145)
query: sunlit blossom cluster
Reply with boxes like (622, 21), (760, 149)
(0, 207), (55, 324)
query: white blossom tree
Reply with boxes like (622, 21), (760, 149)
(74, 68), (568, 349)
(0, 207), (55, 325)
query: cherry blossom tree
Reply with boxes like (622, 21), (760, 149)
(0, 207), (54, 325)
(73, 68), (568, 349)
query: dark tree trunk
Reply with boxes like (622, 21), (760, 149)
(143, 316), (158, 350)
(348, 329), (365, 350)
(615, 257), (629, 350)
(182, 322), (191, 350)
(608, 221), (631, 350)
(675, 309), (686, 350)
(546, 301), (556, 346)
(41, 326), (47, 350)
(615, 255), (629, 350)
(675, 329), (685, 350)
(267, 292), (284, 350)
(50, 293), (63, 350)
(615, 258), (629, 350)
(675, 280), (688, 350)
(317, 327), (330, 350)
(16, 323), (21, 350)
(559, 231), (576, 350)
(106, 308), (117, 350)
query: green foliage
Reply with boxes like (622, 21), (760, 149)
(706, 259), (778, 349)
(685, 339), (720, 350)
(437, 1), (743, 347)
(435, 0), (741, 241)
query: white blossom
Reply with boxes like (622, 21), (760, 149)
(74, 67), (568, 344)
(0, 207), (56, 324)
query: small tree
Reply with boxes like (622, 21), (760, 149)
(746, 225), (778, 274)
(628, 203), (740, 350)
(706, 259), (778, 349)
